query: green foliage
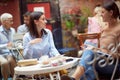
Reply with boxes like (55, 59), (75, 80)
(65, 20), (75, 30)
(62, 14), (75, 30)
(77, 6), (92, 33)
(79, 16), (88, 26)
(62, 5), (92, 32)
(80, 6), (92, 26)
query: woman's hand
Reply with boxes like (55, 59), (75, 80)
(29, 38), (42, 45)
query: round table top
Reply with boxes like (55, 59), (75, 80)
(14, 56), (79, 75)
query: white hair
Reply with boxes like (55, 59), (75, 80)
(94, 6), (102, 14)
(0, 13), (13, 23)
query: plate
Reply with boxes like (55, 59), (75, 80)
(40, 63), (51, 68)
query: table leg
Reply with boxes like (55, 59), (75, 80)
(49, 73), (54, 80)
(31, 75), (34, 80)
(49, 71), (61, 80)
(13, 74), (17, 80)
(57, 71), (61, 80)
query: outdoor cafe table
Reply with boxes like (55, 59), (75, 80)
(13, 56), (79, 80)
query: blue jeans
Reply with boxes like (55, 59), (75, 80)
(79, 50), (95, 80)
(84, 41), (97, 47)
(79, 50), (120, 80)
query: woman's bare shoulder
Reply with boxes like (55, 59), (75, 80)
(115, 23), (120, 31)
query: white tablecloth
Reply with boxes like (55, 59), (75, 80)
(13, 56), (79, 80)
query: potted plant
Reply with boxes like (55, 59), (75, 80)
(62, 6), (92, 33)
(78, 6), (92, 33)
(62, 14), (75, 30)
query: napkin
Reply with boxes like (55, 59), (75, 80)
(17, 59), (38, 67)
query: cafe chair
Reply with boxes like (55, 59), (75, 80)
(77, 32), (101, 48)
(14, 40), (24, 59)
(77, 32), (120, 80)
(77, 32), (101, 57)
(10, 33), (24, 60)
(53, 28), (76, 55)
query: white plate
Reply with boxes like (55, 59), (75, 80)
(40, 63), (51, 68)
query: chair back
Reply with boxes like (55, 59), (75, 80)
(77, 33), (101, 48)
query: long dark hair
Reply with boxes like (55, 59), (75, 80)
(102, 1), (120, 19)
(29, 11), (44, 38)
